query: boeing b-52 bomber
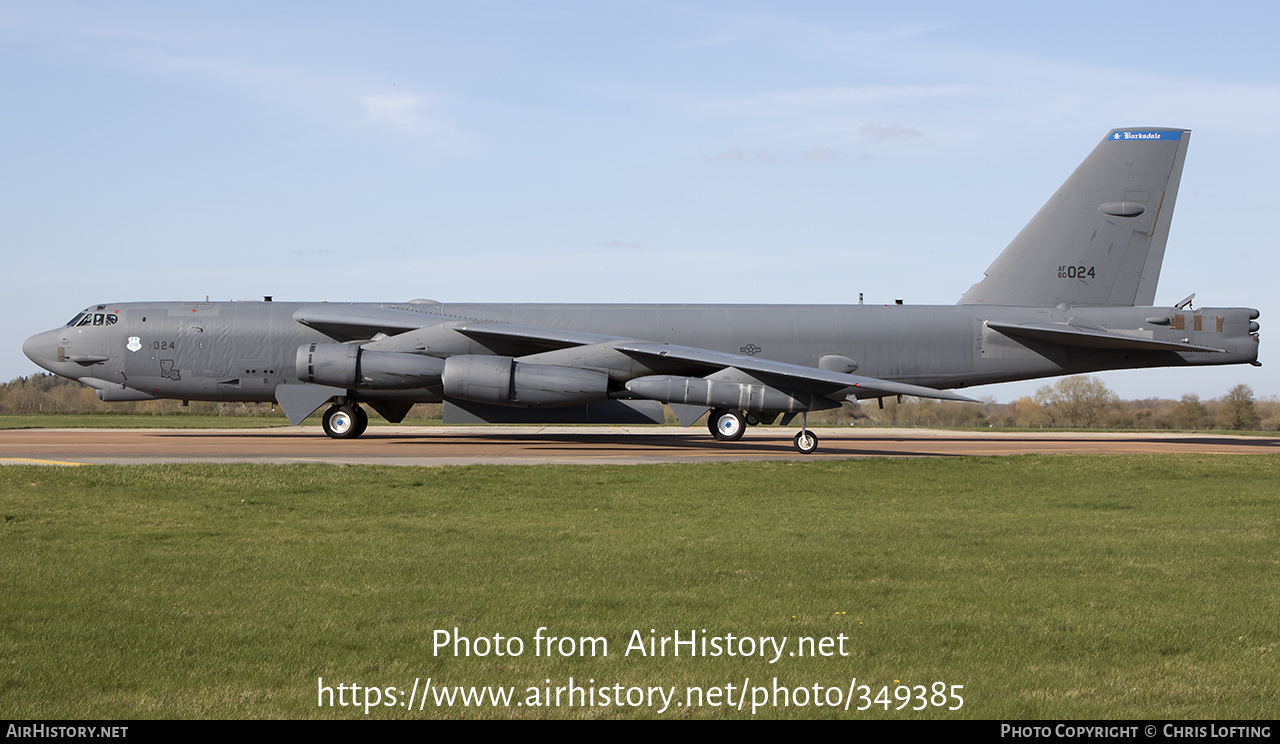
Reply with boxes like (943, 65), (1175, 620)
(23, 128), (1261, 453)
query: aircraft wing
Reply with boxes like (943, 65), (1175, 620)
(295, 308), (976, 404)
(614, 342), (976, 402)
(294, 304), (455, 340)
(426, 322), (975, 402)
(295, 305), (623, 354)
(985, 321), (1226, 353)
(451, 322), (626, 352)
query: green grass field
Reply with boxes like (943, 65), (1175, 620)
(1, 457), (1276, 719)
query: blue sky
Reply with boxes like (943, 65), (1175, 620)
(4, 1), (1278, 402)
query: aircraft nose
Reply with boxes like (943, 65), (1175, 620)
(22, 329), (61, 371)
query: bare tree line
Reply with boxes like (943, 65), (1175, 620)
(1, 372), (1274, 431)
(836, 377), (1270, 431)
(0, 373), (440, 421)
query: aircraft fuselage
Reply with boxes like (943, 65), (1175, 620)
(24, 299), (1261, 408)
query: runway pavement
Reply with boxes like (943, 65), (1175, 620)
(3, 425), (1279, 466)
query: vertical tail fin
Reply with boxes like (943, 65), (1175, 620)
(958, 128), (1190, 307)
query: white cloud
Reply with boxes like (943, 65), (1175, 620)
(358, 93), (437, 133)
(701, 84), (980, 118)
(708, 146), (776, 162)
(859, 124), (922, 140)
(803, 146), (839, 161)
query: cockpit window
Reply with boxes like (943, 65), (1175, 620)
(68, 310), (118, 327)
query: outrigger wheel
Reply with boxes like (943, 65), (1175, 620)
(792, 411), (818, 454)
(322, 403), (368, 439)
(793, 429), (819, 454)
(708, 408), (746, 441)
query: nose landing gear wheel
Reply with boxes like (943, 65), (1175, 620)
(793, 430), (819, 454)
(708, 409), (746, 441)
(323, 403), (367, 439)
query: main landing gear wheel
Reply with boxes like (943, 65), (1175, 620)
(322, 403), (367, 439)
(708, 409), (746, 441)
(793, 429), (819, 454)
(352, 404), (369, 437)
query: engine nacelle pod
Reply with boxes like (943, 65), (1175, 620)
(296, 343), (444, 390)
(441, 355), (609, 407)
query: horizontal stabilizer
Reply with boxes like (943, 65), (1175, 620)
(986, 321), (1224, 353)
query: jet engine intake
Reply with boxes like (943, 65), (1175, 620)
(296, 343), (445, 390)
(441, 355), (609, 407)
(625, 375), (840, 413)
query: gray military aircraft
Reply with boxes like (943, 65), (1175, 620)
(22, 128), (1261, 453)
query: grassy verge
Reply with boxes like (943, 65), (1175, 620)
(1, 457), (1276, 718)
(0, 413), (443, 430)
(0, 413), (290, 429)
